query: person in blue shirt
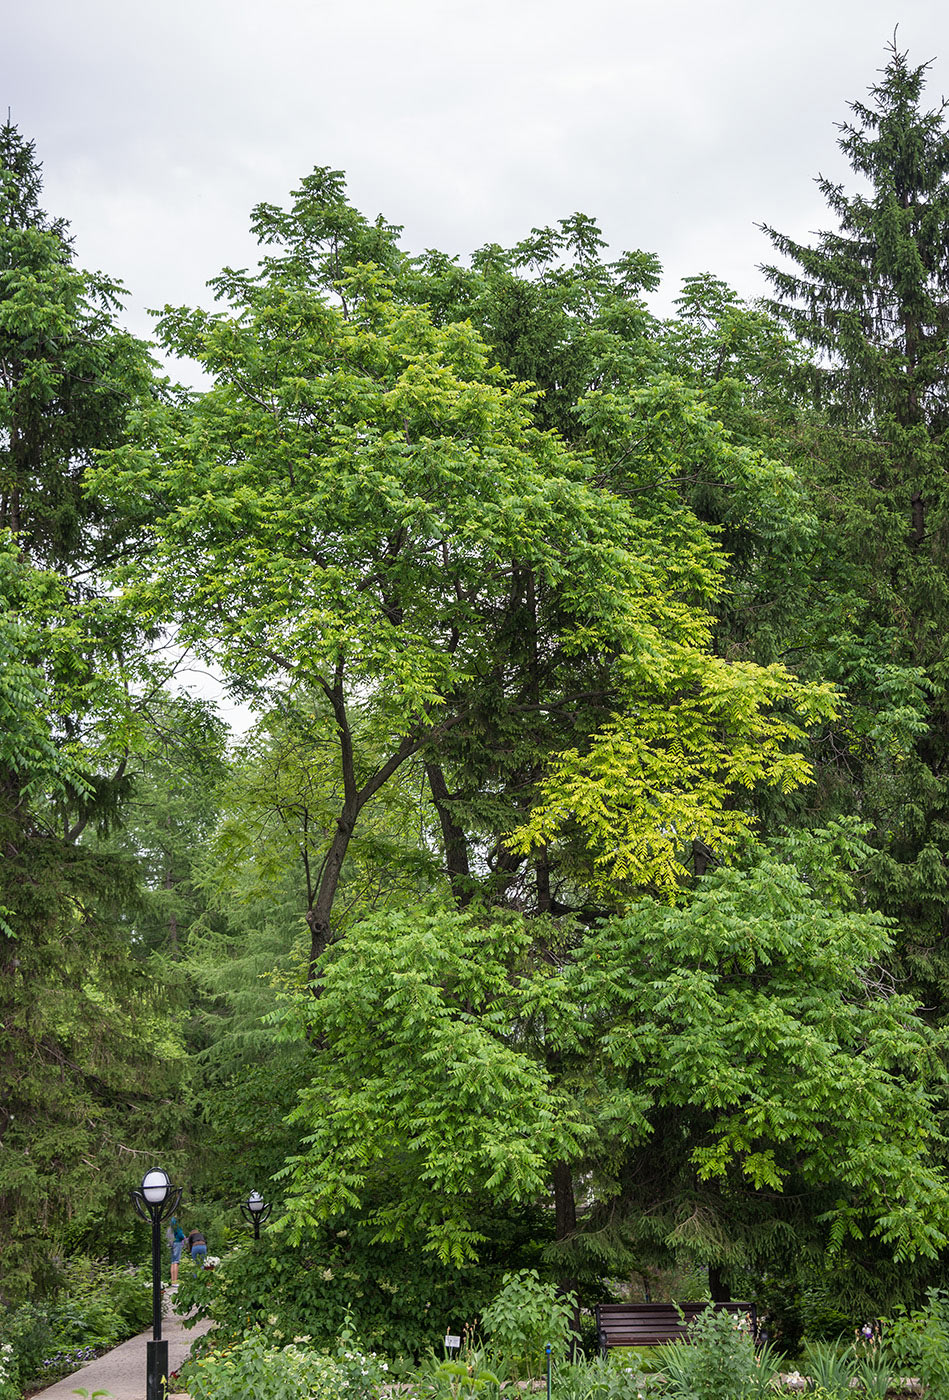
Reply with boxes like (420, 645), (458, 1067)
(166, 1217), (186, 1285)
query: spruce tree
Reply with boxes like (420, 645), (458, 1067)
(760, 38), (949, 435)
(759, 44), (949, 1002)
(0, 125), (186, 1301)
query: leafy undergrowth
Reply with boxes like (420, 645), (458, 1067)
(0, 1259), (153, 1398)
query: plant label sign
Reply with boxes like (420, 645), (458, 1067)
(445, 1334), (461, 1350)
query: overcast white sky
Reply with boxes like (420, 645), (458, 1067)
(7, 0), (948, 338)
(5, 0), (947, 729)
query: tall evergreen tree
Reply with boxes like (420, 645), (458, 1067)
(760, 39), (949, 435)
(0, 125), (186, 1302)
(759, 42), (949, 997)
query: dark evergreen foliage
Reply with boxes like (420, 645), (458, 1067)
(759, 41), (949, 1007)
(0, 125), (187, 1303)
(760, 40), (949, 433)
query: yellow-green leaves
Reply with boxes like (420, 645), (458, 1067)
(511, 658), (838, 901)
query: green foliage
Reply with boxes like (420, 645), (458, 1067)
(0, 1302), (55, 1393)
(50, 1291), (124, 1351)
(100, 1265), (154, 1333)
(854, 1351), (891, 1400)
(11, 51), (949, 1338)
(281, 906), (583, 1263)
(479, 1270), (574, 1377)
(279, 825), (949, 1272)
(758, 40), (949, 1030)
(184, 1331), (386, 1400)
(761, 42), (949, 430)
(90, 164), (840, 986)
(801, 1341), (854, 1396)
(0, 1343), (16, 1400)
(509, 658), (835, 901)
(0, 765), (188, 1299)
(0, 122), (156, 571)
(886, 1289), (949, 1400)
(656, 1306), (781, 1400)
(414, 1348), (502, 1400)
(0, 123), (190, 1301)
(175, 1216), (551, 1362)
(0, 539), (87, 812)
(99, 691), (228, 957)
(795, 1334), (892, 1400)
(582, 838), (949, 1263)
(0, 1260), (150, 1392)
(551, 1353), (649, 1400)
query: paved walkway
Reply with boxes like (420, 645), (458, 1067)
(28, 1292), (213, 1400)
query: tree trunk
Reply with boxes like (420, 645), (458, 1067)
(306, 814), (357, 975)
(536, 845), (552, 913)
(552, 1160), (581, 1354)
(425, 762), (472, 906)
(553, 1158), (577, 1240)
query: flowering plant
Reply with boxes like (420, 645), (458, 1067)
(184, 1331), (388, 1400)
(0, 1341), (17, 1400)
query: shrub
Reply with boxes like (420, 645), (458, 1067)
(184, 1331), (387, 1400)
(173, 1217), (548, 1359)
(479, 1270), (574, 1379)
(0, 1301), (56, 1392)
(655, 1306), (783, 1400)
(50, 1291), (124, 1351)
(0, 1341), (18, 1400)
(0, 1258), (152, 1392)
(412, 1343), (503, 1400)
(552, 1352), (649, 1400)
(886, 1289), (949, 1400)
(98, 1263), (154, 1334)
(50, 1259), (153, 1351)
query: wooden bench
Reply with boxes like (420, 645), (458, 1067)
(595, 1302), (757, 1355)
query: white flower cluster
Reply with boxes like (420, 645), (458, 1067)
(0, 1341), (15, 1397)
(342, 1349), (389, 1375)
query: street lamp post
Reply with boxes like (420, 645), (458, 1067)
(239, 1189), (272, 1240)
(131, 1167), (182, 1400)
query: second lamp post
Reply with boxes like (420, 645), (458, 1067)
(131, 1167), (182, 1400)
(240, 1189), (272, 1240)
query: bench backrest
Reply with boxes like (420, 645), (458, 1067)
(595, 1302), (757, 1353)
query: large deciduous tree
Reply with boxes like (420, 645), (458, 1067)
(89, 169), (949, 1308)
(279, 824), (949, 1280)
(94, 174), (831, 967)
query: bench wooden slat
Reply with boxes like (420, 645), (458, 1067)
(595, 1302), (757, 1354)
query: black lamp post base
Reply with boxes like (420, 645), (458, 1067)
(146, 1338), (169, 1400)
